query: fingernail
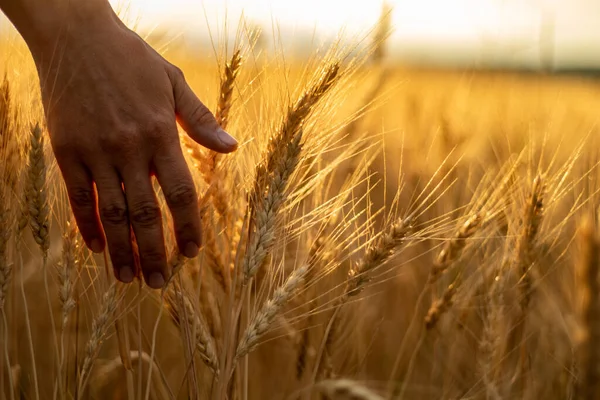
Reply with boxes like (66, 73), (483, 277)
(184, 242), (199, 258)
(90, 239), (103, 253)
(147, 272), (165, 289)
(119, 266), (134, 283)
(216, 128), (238, 149)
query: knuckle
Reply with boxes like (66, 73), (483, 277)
(109, 244), (132, 264)
(166, 183), (196, 209)
(144, 116), (173, 141)
(69, 187), (95, 210)
(100, 203), (129, 225)
(102, 128), (140, 155)
(169, 65), (185, 80)
(130, 201), (162, 227)
(189, 104), (215, 126)
(141, 249), (166, 266)
(176, 221), (199, 241)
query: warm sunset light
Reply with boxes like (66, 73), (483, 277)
(2, 0), (600, 398)
(113, 0), (600, 68)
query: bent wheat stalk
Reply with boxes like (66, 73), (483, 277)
(575, 217), (600, 400)
(77, 284), (119, 398)
(429, 212), (482, 283)
(166, 286), (220, 375)
(314, 215), (412, 381)
(242, 62), (341, 286)
(236, 265), (308, 359)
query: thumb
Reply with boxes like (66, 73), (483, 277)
(168, 66), (238, 153)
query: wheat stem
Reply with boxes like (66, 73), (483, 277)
(78, 283), (119, 398)
(236, 265), (308, 359)
(576, 217), (600, 400)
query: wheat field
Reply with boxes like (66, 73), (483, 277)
(1, 16), (600, 400)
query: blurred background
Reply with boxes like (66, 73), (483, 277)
(1, 0), (599, 71)
(109, 0), (600, 71)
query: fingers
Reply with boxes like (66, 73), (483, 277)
(167, 66), (239, 153)
(94, 169), (136, 283)
(122, 165), (168, 289)
(60, 161), (105, 253)
(154, 144), (201, 258)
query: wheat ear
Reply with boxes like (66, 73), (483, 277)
(58, 219), (78, 327)
(424, 279), (459, 330)
(343, 216), (413, 301)
(57, 219), (79, 394)
(167, 287), (220, 375)
(315, 379), (384, 400)
(242, 132), (303, 283)
(236, 265), (308, 359)
(429, 212), (482, 283)
(184, 49), (242, 186)
(242, 63), (340, 284)
(316, 215), (412, 381)
(0, 75), (22, 192)
(202, 208), (229, 292)
(216, 49), (242, 130)
(77, 283), (119, 397)
(264, 62), (339, 177)
(26, 123), (50, 258)
(516, 175), (545, 309)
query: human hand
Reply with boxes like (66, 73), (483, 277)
(30, 7), (237, 288)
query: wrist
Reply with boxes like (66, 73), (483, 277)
(6, 0), (119, 63)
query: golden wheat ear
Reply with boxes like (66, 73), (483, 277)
(236, 264), (308, 359)
(78, 284), (119, 395)
(242, 62), (342, 287)
(165, 286), (220, 376)
(25, 123), (50, 259)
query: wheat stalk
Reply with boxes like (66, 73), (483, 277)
(201, 207), (229, 292)
(164, 248), (186, 288)
(343, 216), (413, 301)
(216, 49), (242, 131)
(429, 212), (482, 283)
(0, 185), (14, 400)
(166, 286), (220, 375)
(575, 217), (600, 400)
(236, 265), (308, 359)
(243, 132), (303, 283)
(57, 218), (79, 395)
(516, 174), (545, 309)
(264, 62), (339, 178)
(0, 75), (22, 193)
(26, 123), (50, 258)
(296, 230), (331, 381)
(0, 191), (11, 310)
(58, 219), (78, 327)
(478, 263), (509, 400)
(78, 283), (119, 397)
(0, 75), (9, 135)
(315, 379), (384, 400)
(316, 215), (412, 381)
(184, 49), (242, 177)
(424, 279), (459, 330)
